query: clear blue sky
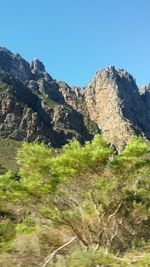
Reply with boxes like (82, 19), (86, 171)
(0, 0), (150, 87)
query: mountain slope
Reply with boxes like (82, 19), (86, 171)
(0, 48), (96, 150)
(0, 47), (150, 153)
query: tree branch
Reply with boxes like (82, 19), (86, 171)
(106, 202), (122, 226)
(41, 236), (77, 267)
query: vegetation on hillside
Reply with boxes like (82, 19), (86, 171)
(0, 137), (21, 171)
(0, 135), (149, 266)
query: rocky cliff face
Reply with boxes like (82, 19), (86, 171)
(84, 66), (150, 150)
(0, 47), (33, 81)
(0, 48), (150, 150)
(0, 48), (96, 147)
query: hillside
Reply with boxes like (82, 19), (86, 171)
(1, 47), (150, 156)
(0, 137), (21, 171)
(0, 47), (99, 146)
(0, 48), (150, 265)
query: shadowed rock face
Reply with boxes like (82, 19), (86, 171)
(0, 48), (150, 150)
(0, 48), (94, 147)
(0, 47), (33, 81)
(140, 84), (150, 109)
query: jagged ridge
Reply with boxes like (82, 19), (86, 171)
(0, 48), (150, 150)
(0, 47), (97, 147)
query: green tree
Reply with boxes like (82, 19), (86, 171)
(0, 135), (150, 266)
(15, 136), (150, 252)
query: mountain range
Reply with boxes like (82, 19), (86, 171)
(0, 47), (150, 152)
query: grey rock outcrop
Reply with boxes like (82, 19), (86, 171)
(0, 47), (33, 81)
(0, 47), (150, 150)
(0, 48), (93, 147)
(139, 84), (150, 109)
(30, 59), (53, 81)
(31, 59), (46, 73)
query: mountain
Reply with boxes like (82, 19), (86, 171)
(0, 47), (150, 153)
(84, 66), (150, 150)
(0, 47), (98, 150)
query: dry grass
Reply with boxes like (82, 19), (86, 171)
(0, 137), (21, 171)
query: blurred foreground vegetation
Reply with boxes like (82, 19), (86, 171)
(0, 135), (150, 266)
(0, 137), (21, 171)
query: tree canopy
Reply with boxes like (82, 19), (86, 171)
(0, 135), (150, 266)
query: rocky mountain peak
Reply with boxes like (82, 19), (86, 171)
(30, 59), (46, 73)
(0, 47), (32, 82)
(0, 48), (53, 83)
(0, 47), (13, 55)
(140, 84), (150, 94)
(84, 67), (150, 150)
(0, 47), (150, 151)
(0, 48), (94, 147)
(93, 66), (136, 89)
(30, 59), (53, 82)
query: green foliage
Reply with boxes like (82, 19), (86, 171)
(50, 134), (112, 182)
(48, 248), (123, 267)
(17, 142), (57, 194)
(0, 219), (16, 252)
(42, 94), (72, 110)
(42, 95), (60, 108)
(0, 135), (150, 266)
(0, 165), (6, 175)
(111, 137), (150, 174)
(84, 116), (100, 135)
(16, 216), (37, 234)
(0, 171), (21, 202)
(48, 247), (150, 267)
